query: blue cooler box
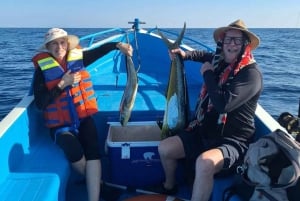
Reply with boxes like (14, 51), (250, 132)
(106, 121), (165, 187)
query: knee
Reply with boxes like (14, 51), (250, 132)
(158, 136), (184, 159)
(158, 140), (169, 157)
(195, 155), (215, 175)
(56, 133), (84, 163)
(158, 138), (175, 158)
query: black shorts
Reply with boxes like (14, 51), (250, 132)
(50, 116), (101, 163)
(178, 126), (249, 170)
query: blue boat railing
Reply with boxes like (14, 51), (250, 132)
(79, 28), (126, 47)
(78, 18), (214, 52)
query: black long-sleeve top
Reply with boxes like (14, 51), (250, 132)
(33, 42), (119, 110)
(185, 50), (263, 140)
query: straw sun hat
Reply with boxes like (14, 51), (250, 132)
(213, 19), (260, 50)
(40, 28), (79, 50)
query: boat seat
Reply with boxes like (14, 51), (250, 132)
(4, 128), (70, 201)
(0, 173), (59, 201)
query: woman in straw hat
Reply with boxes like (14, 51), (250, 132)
(32, 28), (132, 201)
(156, 20), (263, 200)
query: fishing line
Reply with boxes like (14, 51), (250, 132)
(128, 27), (141, 73)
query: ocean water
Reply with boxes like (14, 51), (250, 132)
(0, 27), (299, 121)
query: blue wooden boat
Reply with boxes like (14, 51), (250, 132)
(0, 18), (286, 201)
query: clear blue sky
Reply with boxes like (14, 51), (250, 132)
(1, 0), (299, 28)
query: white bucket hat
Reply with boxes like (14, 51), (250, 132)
(40, 28), (79, 51)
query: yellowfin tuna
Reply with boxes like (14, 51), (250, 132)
(157, 23), (190, 139)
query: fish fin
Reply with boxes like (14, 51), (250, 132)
(174, 22), (186, 48)
(157, 28), (173, 49)
(157, 22), (186, 50)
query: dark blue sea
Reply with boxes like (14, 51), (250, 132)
(0, 28), (299, 121)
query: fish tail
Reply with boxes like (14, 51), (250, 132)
(157, 22), (186, 49)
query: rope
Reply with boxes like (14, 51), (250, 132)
(132, 27), (141, 73)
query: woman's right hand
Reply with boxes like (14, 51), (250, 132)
(58, 70), (81, 89)
(169, 48), (186, 60)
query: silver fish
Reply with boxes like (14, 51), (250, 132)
(157, 23), (190, 139)
(119, 56), (138, 126)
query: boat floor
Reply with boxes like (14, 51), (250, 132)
(67, 181), (191, 201)
(66, 169), (192, 201)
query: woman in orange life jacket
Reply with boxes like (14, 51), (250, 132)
(32, 28), (132, 201)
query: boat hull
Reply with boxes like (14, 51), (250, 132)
(0, 21), (285, 201)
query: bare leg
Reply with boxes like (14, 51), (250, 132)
(86, 159), (101, 201)
(158, 136), (185, 189)
(71, 157), (101, 201)
(191, 148), (224, 201)
(71, 156), (86, 175)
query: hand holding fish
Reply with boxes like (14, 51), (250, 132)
(169, 48), (186, 60)
(200, 61), (214, 75)
(117, 42), (133, 57)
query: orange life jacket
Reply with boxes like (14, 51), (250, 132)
(32, 48), (98, 128)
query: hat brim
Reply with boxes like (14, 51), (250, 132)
(67, 35), (79, 50)
(213, 27), (260, 50)
(39, 35), (79, 51)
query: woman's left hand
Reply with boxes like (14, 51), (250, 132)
(200, 62), (214, 75)
(117, 43), (133, 57)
